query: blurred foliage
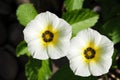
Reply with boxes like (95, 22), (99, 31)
(50, 64), (97, 80)
(64, 0), (84, 11)
(102, 17), (120, 44)
(26, 58), (51, 80)
(63, 9), (99, 36)
(16, 41), (30, 57)
(16, 3), (38, 26)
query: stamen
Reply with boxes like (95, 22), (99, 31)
(84, 47), (96, 59)
(42, 30), (54, 42)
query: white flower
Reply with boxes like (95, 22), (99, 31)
(23, 11), (72, 60)
(67, 28), (114, 76)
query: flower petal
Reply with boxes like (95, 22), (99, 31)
(76, 28), (102, 46)
(67, 37), (84, 59)
(98, 35), (114, 58)
(57, 40), (70, 54)
(69, 56), (91, 76)
(23, 27), (39, 43)
(47, 45), (65, 59)
(28, 39), (49, 60)
(23, 18), (48, 43)
(55, 19), (72, 40)
(89, 57), (112, 76)
(35, 11), (59, 28)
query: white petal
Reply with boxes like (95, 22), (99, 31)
(67, 48), (80, 60)
(28, 39), (49, 60)
(57, 40), (70, 55)
(25, 11), (59, 36)
(23, 19), (47, 43)
(55, 19), (72, 40)
(98, 35), (114, 58)
(69, 56), (91, 76)
(27, 19), (46, 32)
(49, 18), (72, 58)
(89, 58), (112, 76)
(46, 11), (60, 28)
(67, 35), (87, 60)
(47, 45), (65, 59)
(76, 28), (102, 46)
(67, 43), (81, 60)
(23, 27), (39, 43)
(47, 30), (71, 59)
(35, 11), (59, 28)
(71, 37), (86, 49)
(68, 36), (91, 76)
(33, 47), (49, 60)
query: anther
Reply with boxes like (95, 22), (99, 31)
(84, 47), (96, 59)
(42, 30), (54, 42)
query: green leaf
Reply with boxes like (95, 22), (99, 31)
(16, 41), (30, 57)
(26, 58), (52, 80)
(62, 9), (99, 36)
(16, 3), (38, 26)
(50, 64), (97, 80)
(111, 49), (118, 69)
(64, 0), (84, 11)
(103, 17), (120, 44)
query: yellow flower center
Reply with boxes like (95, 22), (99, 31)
(39, 25), (59, 47)
(84, 47), (96, 59)
(82, 41), (101, 63)
(42, 30), (54, 42)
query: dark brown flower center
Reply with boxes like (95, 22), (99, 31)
(42, 30), (54, 42)
(84, 47), (96, 59)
